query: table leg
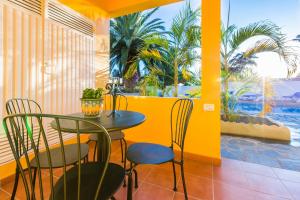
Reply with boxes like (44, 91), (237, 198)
(97, 134), (108, 162)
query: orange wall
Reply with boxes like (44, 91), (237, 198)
(123, 0), (221, 161)
(58, 0), (182, 19)
(124, 97), (220, 160)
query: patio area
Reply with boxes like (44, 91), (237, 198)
(1, 141), (300, 200)
(1, 0), (300, 199)
(222, 135), (300, 172)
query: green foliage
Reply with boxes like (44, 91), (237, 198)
(138, 67), (163, 96)
(110, 8), (165, 81)
(221, 2), (299, 120)
(221, 81), (252, 120)
(163, 3), (201, 96)
(82, 88), (104, 99)
(109, 1), (201, 95)
(186, 87), (201, 98)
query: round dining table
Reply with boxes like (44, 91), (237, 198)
(50, 110), (145, 162)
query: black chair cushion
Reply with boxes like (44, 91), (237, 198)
(127, 143), (175, 164)
(89, 131), (125, 141)
(30, 144), (89, 168)
(52, 162), (125, 200)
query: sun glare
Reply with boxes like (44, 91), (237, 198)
(254, 53), (289, 78)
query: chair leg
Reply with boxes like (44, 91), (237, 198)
(180, 163), (188, 200)
(31, 168), (37, 200)
(11, 167), (20, 200)
(93, 141), (98, 162)
(84, 155), (88, 163)
(120, 139), (124, 163)
(172, 160), (177, 191)
(122, 138), (128, 187)
(133, 169), (138, 188)
(127, 163), (133, 200)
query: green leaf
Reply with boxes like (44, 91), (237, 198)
(25, 116), (33, 139)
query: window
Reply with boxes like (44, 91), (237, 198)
(109, 0), (201, 98)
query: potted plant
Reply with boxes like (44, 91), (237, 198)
(81, 88), (104, 116)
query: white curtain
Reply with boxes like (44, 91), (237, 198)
(0, 0), (95, 165)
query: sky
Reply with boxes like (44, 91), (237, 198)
(222, 0), (300, 78)
(113, 0), (300, 78)
(150, 0), (201, 29)
(150, 0), (300, 78)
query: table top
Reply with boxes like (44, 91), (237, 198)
(50, 110), (145, 134)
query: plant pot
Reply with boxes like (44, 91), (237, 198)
(80, 98), (103, 116)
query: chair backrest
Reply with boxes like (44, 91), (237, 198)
(103, 94), (128, 111)
(6, 98), (42, 115)
(6, 98), (43, 155)
(3, 114), (111, 200)
(170, 98), (194, 152)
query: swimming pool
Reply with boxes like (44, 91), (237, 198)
(235, 103), (300, 145)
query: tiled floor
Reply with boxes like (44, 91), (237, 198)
(222, 135), (300, 171)
(1, 140), (300, 200)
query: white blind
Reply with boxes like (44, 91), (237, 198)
(0, 0), (95, 165)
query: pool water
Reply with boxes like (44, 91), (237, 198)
(235, 103), (300, 145)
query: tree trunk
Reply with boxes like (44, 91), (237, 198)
(223, 61), (230, 120)
(173, 60), (178, 97)
(124, 76), (137, 93)
(223, 77), (229, 120)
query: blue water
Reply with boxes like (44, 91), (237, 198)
(235, 103), (300, 144)
(236, 103), (300, 114)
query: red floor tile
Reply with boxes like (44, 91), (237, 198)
(0, 189), (11, 200)
(219, 158), (244, 171)
(133, 165), (153, 181)
(133, 182), (174, 200)
(213, 165), (250, 189)
(254, 192), (292, 200)
(282, 180), (300, 200)
(177, 173), (213, 199)
(114, 182), (139, 200)
(184, 159), (213, 179)
(2, 142), (300, 200)
(240, 161), (277, 178)
(145, 167), (178, 189)
(173, 192), (200, 200)
(246, 173), (292, 198)
(273, 167), (300, 183)
(213, 180), (256, 200)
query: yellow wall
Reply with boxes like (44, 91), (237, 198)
(124, 97), (221, 160)
(121, 0), (221, 162)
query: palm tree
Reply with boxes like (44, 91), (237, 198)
(110, 8), (165, 91)
(221, 1), (299, 120)
(165, 3), (201, 96)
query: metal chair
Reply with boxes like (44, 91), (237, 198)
(3, 113), (125, 200)
(126, 98), (194, 200)
(5, 98), (89, 200)
(87, 94), (128, 165)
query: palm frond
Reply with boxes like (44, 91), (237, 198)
(229, 21), (282, 54)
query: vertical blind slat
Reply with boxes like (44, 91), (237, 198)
(0, 0), (95, 165)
